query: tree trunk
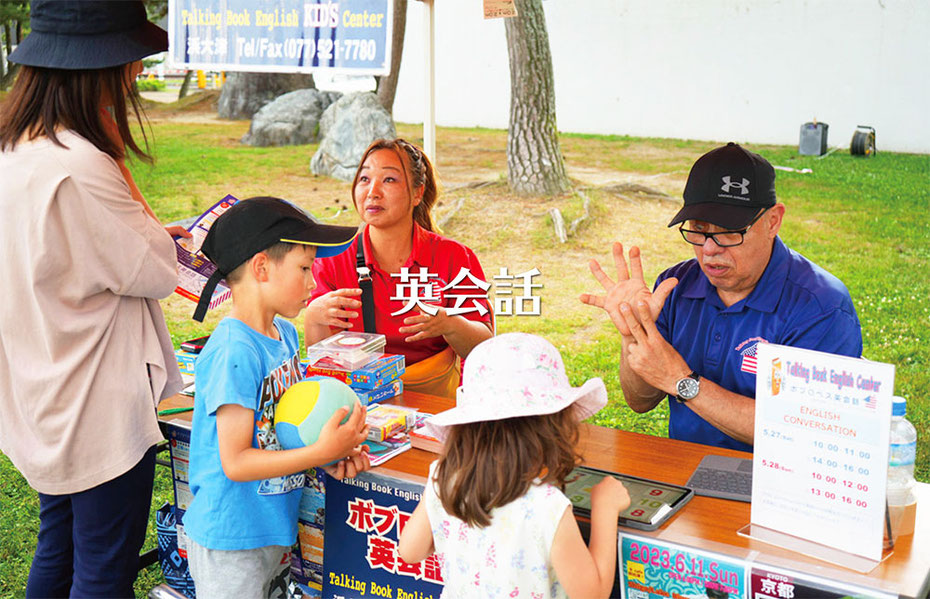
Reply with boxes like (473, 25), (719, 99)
(217, 72), (315, 119)
(376, 0), (407, 115)
(503, 0), (570, 196)
(0, 22), (21, 90)
(0, 24), (7, 85)
(178, 70), (193, 100)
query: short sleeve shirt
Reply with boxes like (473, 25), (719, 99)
(655, 237), (862, 452)
(423, 462), (571, 598)
(184, 317), (306, 550)
(310, 224), (492, 365)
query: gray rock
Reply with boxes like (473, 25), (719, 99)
(310, 92), (396, 181)
(241, 89), (341, 147)
(217, 72), (315, 120)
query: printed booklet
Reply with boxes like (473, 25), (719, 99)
(173, 195), (239, 311)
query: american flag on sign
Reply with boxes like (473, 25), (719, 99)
(740, 343), (758, 374)
(863, 395), (878, 410)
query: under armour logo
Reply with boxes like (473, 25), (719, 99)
(721, 176), (750, 195)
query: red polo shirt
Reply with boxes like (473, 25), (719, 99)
(310, 224), (492, 365)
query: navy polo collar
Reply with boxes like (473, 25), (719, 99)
(680, 236), (789, 313)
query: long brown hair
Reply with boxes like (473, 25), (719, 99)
(0, 64), (151, 162)
(351, 138), (440, 232)
(434, 406), (582, 528)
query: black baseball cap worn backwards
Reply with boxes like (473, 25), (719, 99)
(668, 142), (777, 231)
(192, 197), (359, 322)
(9, 0), (168, 70)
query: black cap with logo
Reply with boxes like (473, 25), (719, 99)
(192, 197), (358, 322)
(668, 142), (777, 230)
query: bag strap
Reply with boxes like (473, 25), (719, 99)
(356, 234), (377, 333)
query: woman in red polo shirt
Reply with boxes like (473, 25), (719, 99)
(304, 138), (493, 398)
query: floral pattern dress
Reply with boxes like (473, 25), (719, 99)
(423, 461), (571, 599)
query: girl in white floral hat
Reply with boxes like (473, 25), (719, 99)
(398, 333), (631, 598)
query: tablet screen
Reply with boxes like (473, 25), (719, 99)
(565, 466), (693, 530)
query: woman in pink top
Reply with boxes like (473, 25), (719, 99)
(0, 2), (183, 596)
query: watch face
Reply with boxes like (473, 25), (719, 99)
(677, 376), (699, 400)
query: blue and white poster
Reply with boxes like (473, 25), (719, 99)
(168, 0), (393, 75)
(324, 471), (444, 599)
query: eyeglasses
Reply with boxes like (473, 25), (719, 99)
(679, 208), (768, 248)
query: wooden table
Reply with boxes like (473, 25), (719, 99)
(157, 390), (930, 598)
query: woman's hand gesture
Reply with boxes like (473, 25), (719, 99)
(306, 288), (363, 330)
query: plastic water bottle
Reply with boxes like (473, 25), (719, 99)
(890, 396), (917, 476)
(887, 396), (917, 539)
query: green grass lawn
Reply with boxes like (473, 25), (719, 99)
(0, 117), (927, 597)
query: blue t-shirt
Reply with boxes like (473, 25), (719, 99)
(184, 317), (306, 550)
(655, 237), (862, 452)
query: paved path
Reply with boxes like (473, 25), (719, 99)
(140, 90), (182, 103)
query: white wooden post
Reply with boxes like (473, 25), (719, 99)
(422, 0), (436, 161)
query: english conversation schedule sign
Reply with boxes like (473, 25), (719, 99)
(167, 0), (393, 75)
(752, 343), (894, 561)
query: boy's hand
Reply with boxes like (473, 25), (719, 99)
(317, 400), (370, 464)
(323, 445), (372, 479)
(590, 476), (631, 515)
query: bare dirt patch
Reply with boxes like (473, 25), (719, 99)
(145, 100), (699, 344)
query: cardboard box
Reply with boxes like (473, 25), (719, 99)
(175, 350), (198, 377)
(354, 379), (403, 407)
(365, 403), (418, 442)
(305, 353), (405, 389)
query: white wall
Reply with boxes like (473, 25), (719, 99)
(391, 0), (930, 154)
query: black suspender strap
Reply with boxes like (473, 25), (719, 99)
(355, 235), (376, 333)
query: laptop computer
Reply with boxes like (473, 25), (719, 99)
(686, 454), (753, 502)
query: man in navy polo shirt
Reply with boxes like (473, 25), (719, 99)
(581, 143), (861, 451)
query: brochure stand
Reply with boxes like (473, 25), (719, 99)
(736, 523), (890, 574)
(746, 344), (897, 575)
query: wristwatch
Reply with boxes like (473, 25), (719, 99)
(675, 371), (700, 403)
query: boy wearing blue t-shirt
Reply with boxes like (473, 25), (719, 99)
(183, 197), (370, 599)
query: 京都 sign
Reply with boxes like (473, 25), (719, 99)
(167, 0), (393, 75)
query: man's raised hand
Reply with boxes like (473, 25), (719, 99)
(579, 242), (678, 336)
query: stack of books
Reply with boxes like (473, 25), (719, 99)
(408, 413), (442, 453)
(303, 332), (405, 407)
(364, 404), (420, 466)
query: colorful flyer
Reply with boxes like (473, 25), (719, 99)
(752, 344), (895, 562)
(750, 564), (895, 599)
(173, 194), (238, 310)
(620, 533), (747, 598)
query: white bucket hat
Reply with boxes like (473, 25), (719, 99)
(424, 333), (607, 441)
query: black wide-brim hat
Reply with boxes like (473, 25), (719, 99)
(9, 0), (168, 70)
(192, 197), (360, 322)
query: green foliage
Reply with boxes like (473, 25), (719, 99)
(136, 78), (167, 92)
(0, 2), (29, 25)
(0, 1), (29, 90)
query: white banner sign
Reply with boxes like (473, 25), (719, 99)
(751, 343), (894, 561)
